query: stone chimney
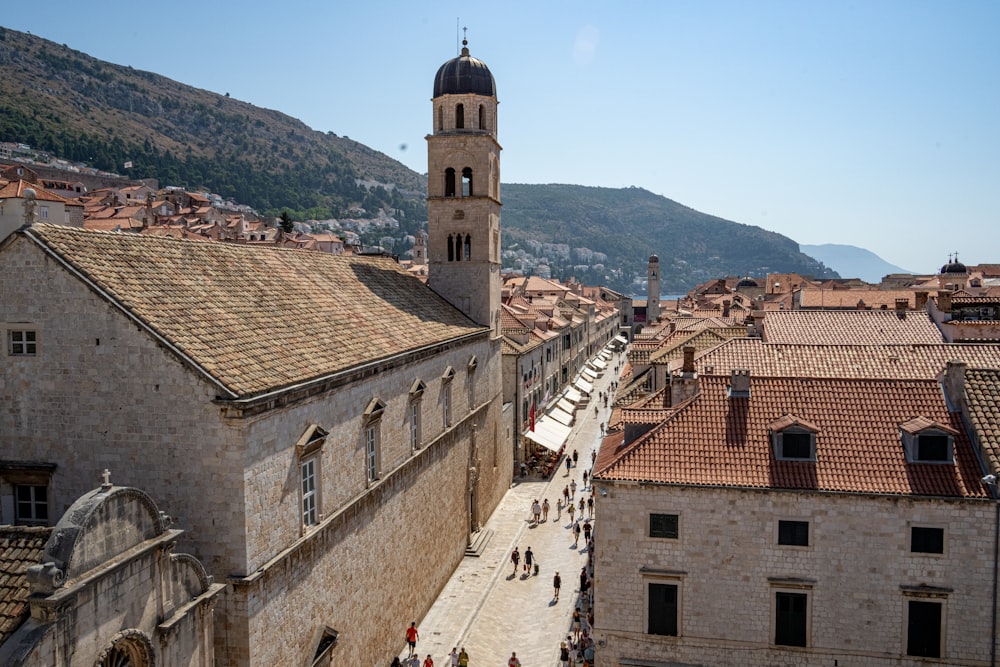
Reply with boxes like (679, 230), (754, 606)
(915, 291), (929, 310)
(937, 290), (952, 313)
(682, 346), (695, 373)
(728, 369), (751, 398)
(895, 298), (908, 319)
(942, 360), (967, 413)
(722, 299), (731, 318)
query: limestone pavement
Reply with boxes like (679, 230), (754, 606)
(399, 351), (624, 667)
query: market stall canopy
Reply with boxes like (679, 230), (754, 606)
(574, 377), (594, 394)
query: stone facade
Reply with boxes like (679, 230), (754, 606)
(594, 483), (997, 666)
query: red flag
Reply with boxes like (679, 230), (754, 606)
(529, 401), (536, 431)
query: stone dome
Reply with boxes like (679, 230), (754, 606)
(433, 41), (495, 98)
(649, 255), (659, 263)
(941, 256), (968, 274)
(736, 276), (759, 288)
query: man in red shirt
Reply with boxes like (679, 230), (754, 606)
(406, 622), (419, 656)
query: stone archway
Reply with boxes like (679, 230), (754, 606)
(96, 629), (154, 667)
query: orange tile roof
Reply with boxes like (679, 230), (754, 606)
(0, 526), (51, 645)
(22, 224), (485, 398)
(762, 310), (942, 345)
(596, 375), (986, 498)
(963, 368), (1000, 475)
(688, 338), (1000, 379)
(798, 288), (919, 309)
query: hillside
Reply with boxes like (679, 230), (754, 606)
(0, 26), (836, 292)
(801, 244), (913, 283)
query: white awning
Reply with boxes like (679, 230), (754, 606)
(614, 334), (628, 344)
(582, 367), (598, 381)
(574, 377), (594, 394)
(524, 416), (572, 451)
(589, 358), (607, 370)
(556, 398), (577, 414)
(599, 351), (611, 361)
(562, 387), (584, 404)
(548, 406), (574, 426)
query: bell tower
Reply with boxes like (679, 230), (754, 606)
(647, 255), (661, 323)
(427, 39), (502, 337)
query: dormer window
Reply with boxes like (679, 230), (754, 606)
(769, 415), (820, 461)
(900, 417), (956, 464)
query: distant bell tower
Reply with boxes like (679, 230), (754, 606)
(427, 37), (502, 337)
(413, 230), (427, 266)
(647, 254), (661, 322)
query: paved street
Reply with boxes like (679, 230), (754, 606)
(399, 350), (623, 667)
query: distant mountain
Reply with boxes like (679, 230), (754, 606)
(1, 26), (837, 293)
(800, 244), (913, 283)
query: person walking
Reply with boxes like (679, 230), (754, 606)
(457, 648), (469, 667)
(583, 518), (592, 542)
(587, 495), (594, 517)
(570, 479), (577, 500)
(559, 641), (570, 667)
(553, 571), (562, 601)
(449, 648), (458, 667)
(578, 497), (585, 516)
(531, 499), (541, 525)
(573, 449), (579, 467)
(405, 622), (419, 657)
(423, 655), (433, 667)
(524, 546), (533, 574)
(572, 520), (581, 547)
(563, 485), (570, 505)
(567, 501), (575, 524)
(572, 607), (583, 641)
(582, 470), (588, 488)
(508, 652), (521, 667)
(542, 498), (550, 522)
(565, 457), (572, 475)
(392, 658), (402, 667)
(510, 547), (520, 576)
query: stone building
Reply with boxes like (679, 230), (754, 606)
(0, 42), (510, 667)
(594, 333), (1000, 666)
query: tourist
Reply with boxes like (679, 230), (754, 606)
(587, 495), (594, 517)
(542, 498), (550, 521)
(567, 501), (576, 524)
(566, 457), (572, 474)
(423, 655), (433, 667)
(510, 547), (520, 576)
(405, 622), (419, 657)
(563, 485), (570, 505)
(570, 479), (577, 500)
(449, 648), (458, 667)
(573, 449), (579, 467)
(572, 520), (581, 547)
(458, 648), (469, 667)
(531, 498), (541, 524)
(508, 652), (521, 667)
(559, 641), (570, 667)
(583, 518), (592, 543)
(524, 546), (534, 574)
(553, 571), (562, 601)
(572, 607), (583, 641)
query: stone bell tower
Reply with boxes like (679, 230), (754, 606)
(427, 38), (502, 338)
(647, 254), (661, 323)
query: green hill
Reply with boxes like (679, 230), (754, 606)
(0, 26), (836, 292)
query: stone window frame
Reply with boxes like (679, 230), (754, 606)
(640, 567), (685, 638)
(649, 512), (680, 540)
(467, 356), (478, 408)
(901, 586), (950, 659)
(442, 366), (455, 428)
(0, 462), (55, 526)
(909, 524), (946, 556)
(409, 379), (426, 451)
(899, 418), (957, 464)
(777, 519), (811, 548)
(769, 578), (815, 648)
(363, 398), (386, 485)
(6, 325), (39, 357)
(295, 425), (327, 532)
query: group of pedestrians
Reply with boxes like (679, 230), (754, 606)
(394, 631), (471, 667)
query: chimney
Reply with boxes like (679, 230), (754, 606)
(728, 369), (751, 398)
(942, 360), (967, 413)
(682, 346), (695, 373)
(938, 290), (952, 313)
(669, 369), (699, 406)
(722, 299), (731, 318)
(915, 291), (929, 310)
(895, 298), (908, 319)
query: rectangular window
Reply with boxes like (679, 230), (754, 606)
(15, 484), (48, 525)
(647, 583), (678, 636)
(410, 402), (421, 449)
(8, 330), (37, 356)
(916, 435), (950, 462)
(366, 425), (378, 481)
(778, 520), (809, 546)
(301, 460), (318, 526)
(39, 205), (49, 220)
(443, 388), (451, 427)
(775, 592), (807, 647)
(907, 600), (942, 657)
(650, 513), (679, 539)
(781, 432), (813, 459)
(911, 526), (944, 554)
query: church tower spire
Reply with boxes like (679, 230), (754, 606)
(647, 255), (661, 323)
(427, 38), (502, 338)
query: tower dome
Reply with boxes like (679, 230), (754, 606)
(649, 255), (659, 263)
(940, 254), (968, 275)
(736, 276), (759, 288)
(433, 41), (495, 97)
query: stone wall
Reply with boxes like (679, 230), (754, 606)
(593, 483), (996, 667)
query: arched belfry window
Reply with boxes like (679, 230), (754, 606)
(445, 168), (456, 197)
(447, 234), (455, 261)
(464, 234), (472, 261)
(456, 103), (464, 129)
(462, 168), (473, 197)
(478, 105), (485, 130)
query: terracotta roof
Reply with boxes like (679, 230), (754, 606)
(0, 526), (51, 645)
(20, 224), (485, 398)
(596, 375), (986, 498)
(798, 288), (918, 309)
(963, 368), (1000, 475)
(688, 338), (1000, 379)
(762, 310), (942, 345)
(0, 179), (70, 203)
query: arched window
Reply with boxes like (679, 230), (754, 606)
(464, 234), (471, 261)
(447, 235), (454, 261)
(478, 105), (485, 130)
(462, 168), (473, 197)
(456, 103), (464, 129)
(444, 168), (456, 197)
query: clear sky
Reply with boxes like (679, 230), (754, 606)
(4, 1), (998, 274)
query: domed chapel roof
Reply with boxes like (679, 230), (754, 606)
(433, 40), (496, 98)
(941, 254), (968, 274)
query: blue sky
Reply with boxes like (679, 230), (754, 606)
(4, 1), (998, 274)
